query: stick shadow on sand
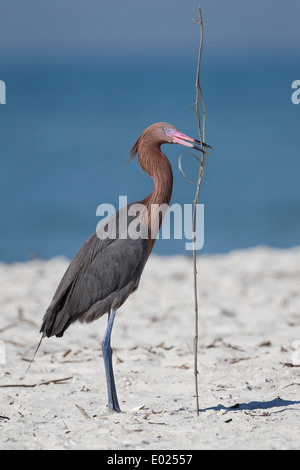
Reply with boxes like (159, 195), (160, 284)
(200, 397), (300, 414)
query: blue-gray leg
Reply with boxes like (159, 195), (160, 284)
(102, 309), (121, 412)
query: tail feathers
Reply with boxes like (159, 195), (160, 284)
(40, 281), (75, 338)
(25, 332), (46, 375)
(27, 296), (72, 373)
(40, 302), (71, 338)
(27, 304), (70, 374)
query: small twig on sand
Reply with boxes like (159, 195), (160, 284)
(75, 404), (91, 419)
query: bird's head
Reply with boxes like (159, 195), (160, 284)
(129, 122), (212, 164)
(159, 122), (211, 151)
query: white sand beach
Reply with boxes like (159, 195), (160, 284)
(0, 246), (300, 450)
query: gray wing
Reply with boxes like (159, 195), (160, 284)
(40, 207), (148, 338)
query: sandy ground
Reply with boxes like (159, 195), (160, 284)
(0, 246), (300, 450)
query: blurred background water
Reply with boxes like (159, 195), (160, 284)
(0, 1), (299, 262)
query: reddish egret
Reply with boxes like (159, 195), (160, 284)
(40, 122), (210, 412)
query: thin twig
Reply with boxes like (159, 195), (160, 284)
(0, 377), (73, 388)
(178, 152), (201, 184)
(193, 6), (206, 416)
(75, 404), (91, 419)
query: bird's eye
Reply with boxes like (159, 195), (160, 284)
(164, 127), (171, 134)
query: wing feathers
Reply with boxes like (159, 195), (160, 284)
(40, 219), (147, 338)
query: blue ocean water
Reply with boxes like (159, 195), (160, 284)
(0, 55), (299, 262)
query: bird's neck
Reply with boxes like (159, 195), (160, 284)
(144, 150), (173, 205)
(139, 145), (173, 254)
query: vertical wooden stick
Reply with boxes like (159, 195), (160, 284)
(193, 6), (206, 416)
